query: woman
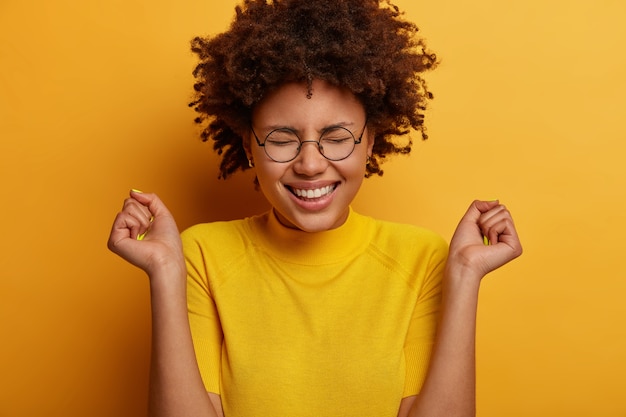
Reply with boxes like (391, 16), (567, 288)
(108, 1), (522, 416)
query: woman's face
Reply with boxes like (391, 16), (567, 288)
(247, 79), (374, 232)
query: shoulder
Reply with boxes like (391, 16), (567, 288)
(356, 213), (449, 274)
(181, 213), (268, 265)
(362, 214), (448, 253)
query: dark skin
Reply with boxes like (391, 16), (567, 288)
(109, 191), (521, 417)
(189, 0), (437, 179)
(108, 1), (522, 415)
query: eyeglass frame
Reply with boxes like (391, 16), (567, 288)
(250, 119), (368, 163)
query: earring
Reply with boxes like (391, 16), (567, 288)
(248, 158), (254, 168)
(366, 156), (371, 165)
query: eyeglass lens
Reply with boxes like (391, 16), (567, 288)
(263, 127), (357, 162)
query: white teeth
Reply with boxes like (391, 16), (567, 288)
(292, 185), (335, 199)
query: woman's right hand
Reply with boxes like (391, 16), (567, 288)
(109, 192), (220, 416)
(107, 190), (185, 278)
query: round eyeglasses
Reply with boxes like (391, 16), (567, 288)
(250, 120), (367, 163)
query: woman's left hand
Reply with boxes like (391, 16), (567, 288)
(447, 200), (523, 281)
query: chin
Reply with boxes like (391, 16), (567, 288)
(278, 210), (348, 232)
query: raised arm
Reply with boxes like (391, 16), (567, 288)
(399, 200), (523, 417)
(107, 190), (221, 417)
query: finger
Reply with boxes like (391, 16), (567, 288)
(478, 205), (510, 238)
(486, 215), (523, 260)
(108, 211), (140, 253)
(128, 190), (173, 220)
(460, 200), (500, 224)
(122, 199), (153, 229)
(118, 200), (154, 240)
(456, 200), (500, 245)
(494, 217), (521, 247)
(479, 203), (507, 225)
(485, 217), (510, 245)
(109, 191), (156, 246)
(136, 216), (154, 241)
(107, 216), (152, 269)
(122, 196), (152, 219)
(127, 191), (180, 243)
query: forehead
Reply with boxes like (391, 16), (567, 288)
(252, 79), (365, 128)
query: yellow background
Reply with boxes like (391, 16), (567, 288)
(1, 0), (625, 416)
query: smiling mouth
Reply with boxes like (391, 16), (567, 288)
(288, 184), (337, 200)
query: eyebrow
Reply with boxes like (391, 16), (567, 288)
(261, 121), (357, 134)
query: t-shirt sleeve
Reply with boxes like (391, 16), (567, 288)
(183, 227), (223, 394)
(402, 235), (448, 397)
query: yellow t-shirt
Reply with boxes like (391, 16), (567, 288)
(183, 208), (447, 417)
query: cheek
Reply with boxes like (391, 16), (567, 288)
(254, 160), (285, 186)
(338, 159), (368, 184)
(251, 140), (270, 164)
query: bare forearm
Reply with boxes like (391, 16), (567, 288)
(148, 268), (217, 417)
(408, 267), (481, 417)
(406, 200), (522, 417)
(107, 191), (219, 416)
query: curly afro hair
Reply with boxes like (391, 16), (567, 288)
(190, 0), (437, 179)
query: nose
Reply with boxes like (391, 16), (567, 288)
(293, 140), (328, 176)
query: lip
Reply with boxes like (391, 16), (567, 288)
(285, 181), (339, 211)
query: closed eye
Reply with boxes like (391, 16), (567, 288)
(266, 129), (300, 146)
(322, 136), (352, 144)
(267, 138), (299, 146)
(321, 127), (354, 144)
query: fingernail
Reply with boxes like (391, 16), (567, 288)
(137, 216), (154, 241)
(483, 235), (490, 246)
(131, 188), (143, 193)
